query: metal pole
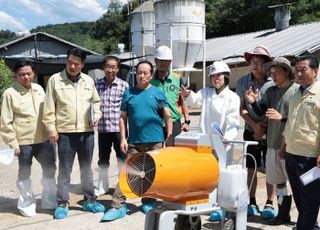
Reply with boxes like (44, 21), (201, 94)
(170, 22), (173, 70)
(34, 34), (38, 60)
(202, 24), (206, 89)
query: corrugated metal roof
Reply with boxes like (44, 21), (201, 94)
(0, 32), (100, 55)
(201, 20), (320, 64)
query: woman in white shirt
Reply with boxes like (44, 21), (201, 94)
(181, 61), (240, 141)
(180, 61), (240, 222)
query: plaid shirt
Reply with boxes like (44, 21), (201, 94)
(96, 77), (129, 132)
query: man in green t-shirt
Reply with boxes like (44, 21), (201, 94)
(151, 45), (190, 146)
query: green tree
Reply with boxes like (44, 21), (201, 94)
(0, 30), (17, 45)
(0, 59), (13, 98)
(1, 0), (320, 53)
(206, 0), (283, 37)
(31, 22), (108, 54)
(291, 0), (320, 24)
(93, 0), (130, 54)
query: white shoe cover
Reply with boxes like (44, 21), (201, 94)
(40, 177), (57, 209)
(16, 179), (36, 217)
(95, 167), (109, 196)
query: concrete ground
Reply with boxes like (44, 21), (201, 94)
(0, 109), (318, 230)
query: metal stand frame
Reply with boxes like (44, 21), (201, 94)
(144, 132), (258, 230)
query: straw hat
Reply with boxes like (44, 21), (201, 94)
(264, 56), (294, 79)
(244, 45), (272, 63)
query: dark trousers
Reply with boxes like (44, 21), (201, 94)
(164, 121), (182, 146)
(98, 132), (125, 168)
(243, 130), (267, 168)
(18, 141), (56, 180)
(57, 132), (96, 203)
(285, 153), (320, 230)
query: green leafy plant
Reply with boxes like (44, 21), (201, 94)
(0, 59), (13, 98)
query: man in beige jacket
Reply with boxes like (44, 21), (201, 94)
(43, 48), (104, 219)
(0, 60), (57, 217)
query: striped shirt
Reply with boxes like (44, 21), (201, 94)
(96, 77), (129, 132)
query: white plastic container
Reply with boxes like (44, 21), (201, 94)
(218, 164), (248, 209)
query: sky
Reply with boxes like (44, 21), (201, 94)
(0, 0), (127, 33)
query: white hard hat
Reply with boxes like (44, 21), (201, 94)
(155, 45), (173, 60)
(208, 61), (231, 76)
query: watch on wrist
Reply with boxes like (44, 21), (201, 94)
(184, 120), (191, 125)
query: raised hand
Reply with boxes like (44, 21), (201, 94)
(179, 85), (191, 98)
(245, 87), (259, 104)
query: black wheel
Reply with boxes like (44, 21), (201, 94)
(174, 215), (201, 230)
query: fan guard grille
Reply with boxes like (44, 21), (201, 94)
(127, 153), (156, 196)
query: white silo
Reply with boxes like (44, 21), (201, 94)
(130, 1), (155, 62)
(154, 0), (206, 71)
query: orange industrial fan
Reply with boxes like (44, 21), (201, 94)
(119, 146), (219, 204)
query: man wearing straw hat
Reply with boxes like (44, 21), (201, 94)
(236, 45), (276, 219)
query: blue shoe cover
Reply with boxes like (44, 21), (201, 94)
(262, 205), (277, 219)
(101, 205), (127, 222)
(247, 204), (259, 216)
(83, 201), (105, 213)
(141, 203), (156, 214)
(208, 210), (222, 222)
(54, 205), (69, 219)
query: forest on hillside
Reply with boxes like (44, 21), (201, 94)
(0, 0), (319, 54)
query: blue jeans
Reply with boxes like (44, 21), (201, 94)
(285, 153), (320, 230)
(18, 141), (56, 180)
(57, 132), (96, 203)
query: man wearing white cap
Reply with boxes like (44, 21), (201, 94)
(151, 45), (190, 146)
(236, 45), (276, 219)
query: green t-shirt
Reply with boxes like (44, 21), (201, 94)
(151, 70), (182, 122)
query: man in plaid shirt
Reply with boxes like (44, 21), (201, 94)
(95, 56), (129, 196)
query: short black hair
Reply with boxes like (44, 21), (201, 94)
(136, 60), (154, 74)
(67, 47), (87, 62)
(296, 55), (319, 70)
(224, 75), (230, 85)
(103, 55), (120, 67)
(13, 60), (34, 73)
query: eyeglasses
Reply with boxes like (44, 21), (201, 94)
(104, 66), (119, 71)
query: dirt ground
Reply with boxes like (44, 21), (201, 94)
(0, 110), (318, 230)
